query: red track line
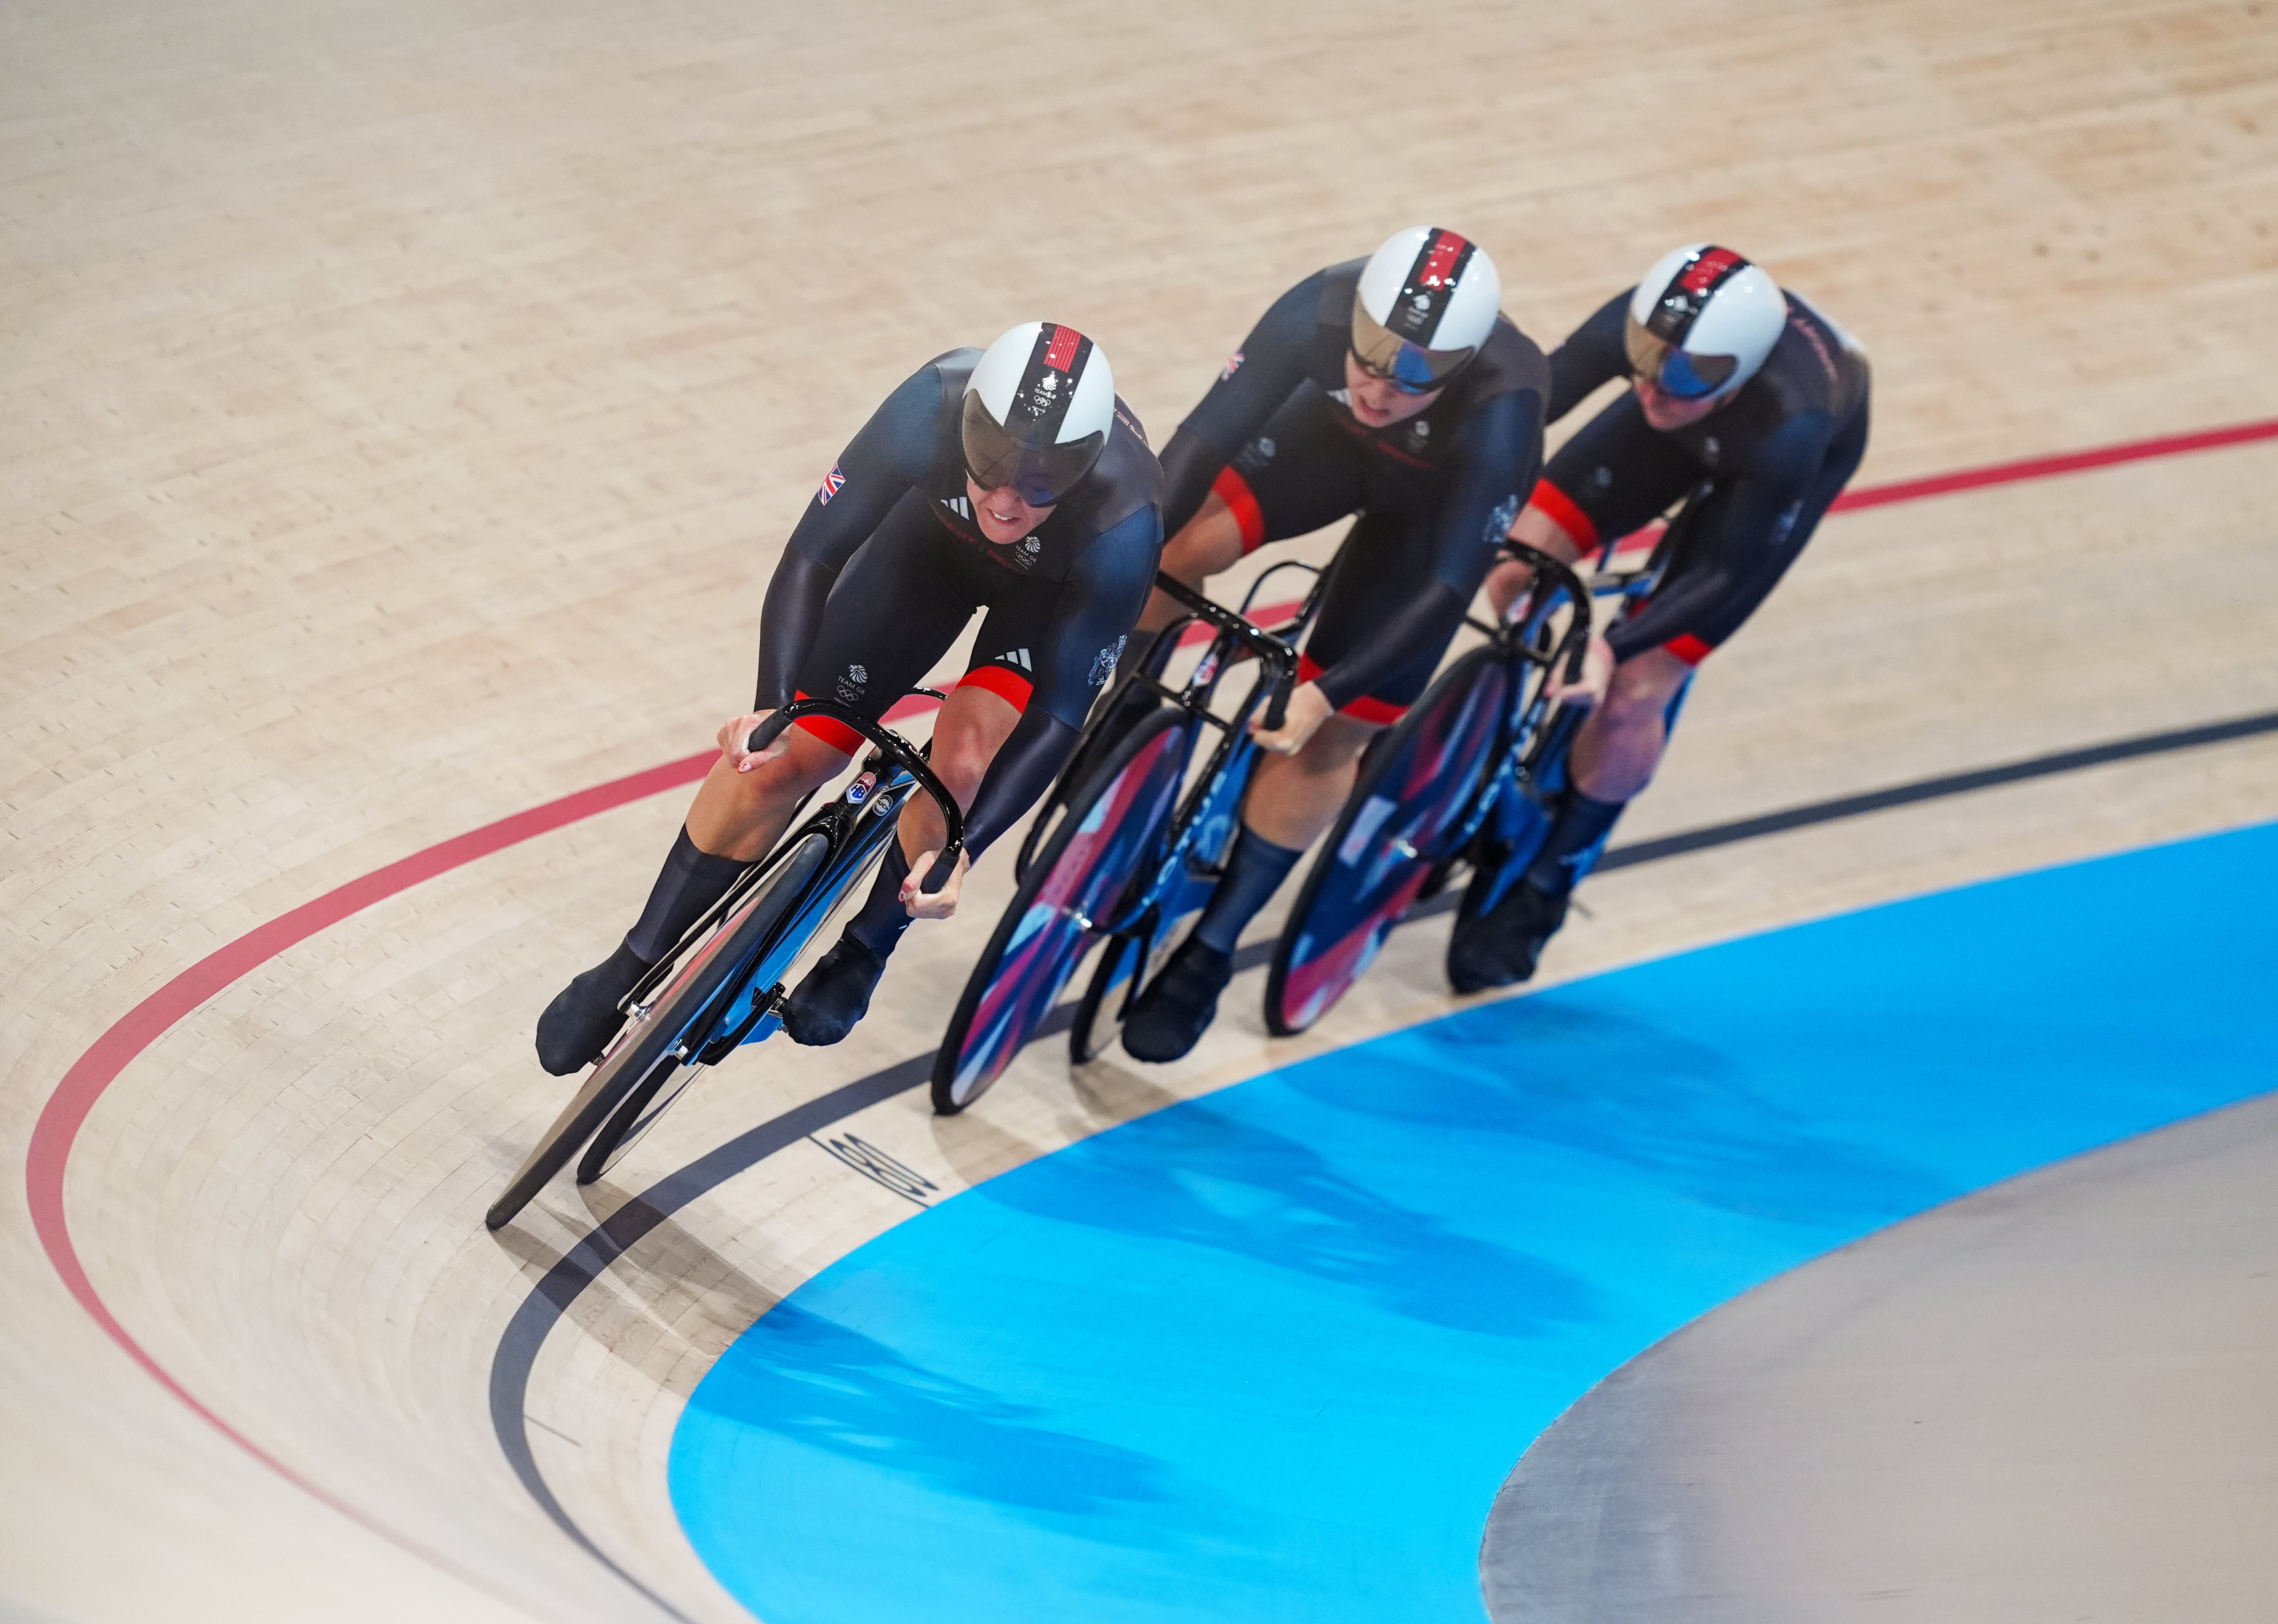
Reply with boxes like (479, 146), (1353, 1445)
(1831, 417), (2278, 511)
(23, 749), (714, 1614)
(23, 410), (2278, 1583)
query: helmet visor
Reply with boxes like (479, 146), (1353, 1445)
(1624, 317), (1738, 400)
(1350, 300), (1474, 394)
(960, 392), (1104, 507)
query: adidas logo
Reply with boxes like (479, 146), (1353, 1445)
(996, 648), (1034, 671)
(938, 495), (973, 520)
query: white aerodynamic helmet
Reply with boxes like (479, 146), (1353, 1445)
(1624, 244), (1787, 400)
(961, 322), (1116, 505)
(1351, 226), (1502, 392)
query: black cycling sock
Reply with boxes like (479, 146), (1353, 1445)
(843, 840), (917, 960)
(1522, 789), (1627, 898)
(624, 826), (748, 963)
(1194, 825), (1305, 954)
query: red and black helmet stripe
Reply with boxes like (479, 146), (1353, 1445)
(1384, 229), (1476, 345)
(1007, 322), (1095, 442)
(1642, 246), (1751, 344)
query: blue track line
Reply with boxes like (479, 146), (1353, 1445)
(670, 822), (2278, 1624)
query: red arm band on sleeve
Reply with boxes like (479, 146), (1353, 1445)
(1664, 633), (1714, 667)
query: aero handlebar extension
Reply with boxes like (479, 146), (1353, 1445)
(1151, 570), (1300, 731)
(1498, 540), (1594, 685)
(745, 697), (967, 893)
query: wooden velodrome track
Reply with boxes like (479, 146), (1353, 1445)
(7, 0), (2277, 1619)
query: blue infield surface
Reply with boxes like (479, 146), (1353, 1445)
(670, 820), (2277, 1624)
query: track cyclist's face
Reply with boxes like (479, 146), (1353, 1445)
(966, 477), (1054, 544)
(1633, 374), (1727, 431)
(1342, 352), (1441, 429)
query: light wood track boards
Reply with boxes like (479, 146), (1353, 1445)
(4, 0), (2275, 1619)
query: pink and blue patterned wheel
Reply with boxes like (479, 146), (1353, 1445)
(1266, 648), (1513, 1037)
(933, 708), (1194, 1114)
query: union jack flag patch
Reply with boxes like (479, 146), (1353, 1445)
(818, 462), (846, 504)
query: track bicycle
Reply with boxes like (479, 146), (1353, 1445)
(485, 695), (964, 1231)
(1443, 502), (1702, 956)
(1263, 534), (1629, 1035)
(928, 565), (1322, 1114)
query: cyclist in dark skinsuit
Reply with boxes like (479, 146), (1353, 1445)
(536, 323), (1163, 1071)
(1115, 227), (1550, 1061)
(1450, 243), (1872, 989)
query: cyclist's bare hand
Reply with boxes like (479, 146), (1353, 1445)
(1546, 635), (1616, 710)
(719, 710), (788, 774)
(1249, 680), (1333, 757)
(901, 846), (973, 921)
(1485, 557), (1537, 622)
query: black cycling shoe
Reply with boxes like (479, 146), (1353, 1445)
(1445, 877), (1569, 993)
(535, 940), (651, 1076)
(1120, 938), (1234, 1063)
(783, 937), (887, 1047)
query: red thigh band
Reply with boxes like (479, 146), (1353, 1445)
(956, 664), (1035, 711)
(789, 691), (864, 755)
(1528, 477), (1599, 551)
(1212, 465), (1267, 553)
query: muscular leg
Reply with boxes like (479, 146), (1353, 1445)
(1136, 493), (1246, 634)
(1483, 500), (1587, 620)
(1568, 647), (1692, 802)
(1240, 711), (1381, 848)
(834, 681), (1021, 959)
(1125, 708), (1384, 1062)
(892, 682), (1022, 865)
(1179, 710), (1379, 957)
(685, 726), (856, 860)
(785, 683), (1022, 1046)
(535, 719), (850, 1075)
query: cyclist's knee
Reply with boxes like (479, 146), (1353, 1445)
(930, 687), (1023, 806)
(1164, 500), (1245, 579)
(720, 730), (843, 804)
(1602, 649), (1689, 726)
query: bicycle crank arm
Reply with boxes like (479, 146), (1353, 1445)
(697, 982), (789, 1065)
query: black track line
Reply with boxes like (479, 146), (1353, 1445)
(487, 705), (2278, 1611)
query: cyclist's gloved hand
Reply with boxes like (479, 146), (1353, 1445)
(1249, 680), (1334, 757)
(900, 846), (973, 921)
(1546, 634), (1616, 710)
(719, 709), (791, 774)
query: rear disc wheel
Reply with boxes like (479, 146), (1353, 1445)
(1264, 649), (1513, 1038)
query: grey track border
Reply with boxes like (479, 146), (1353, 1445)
(486, 706), (2278, 1616)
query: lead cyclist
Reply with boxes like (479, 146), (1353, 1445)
(535, 323), (1164, 1074)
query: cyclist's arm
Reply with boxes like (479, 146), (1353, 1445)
(1158, 275), (1325, 536)
(1605, 415), (1832, 662)
(754, 363), (944, 708)
(960, 504), (1164, 856)
(1310, 388), (1546, 710)
(1546, 292), (1631, 424)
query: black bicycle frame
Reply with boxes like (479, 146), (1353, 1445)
(614, 695), (967, 1023)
